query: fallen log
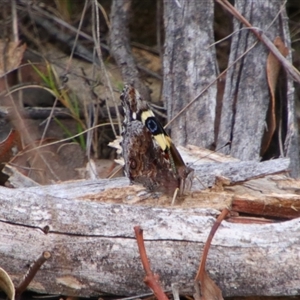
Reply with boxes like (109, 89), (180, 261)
(0, 157), (300, 297)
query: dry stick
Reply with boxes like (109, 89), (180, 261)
(96, 2), (111, 29)
(17, 0), (101, 47)
(114, 292), (160, 300)
(15, 251), (51, 298)
(6, 95), (149, 120)
(92, 0), (121, 137)
(195, 208), (229, 282)
(67, 0), (93, 159)
(137, 64), (162, 80)
(134, 226), (169, 300)
(215, 0), (300, 84)
(28, 97), (59, 180)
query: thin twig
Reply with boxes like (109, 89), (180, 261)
(137, 64), (162, 80)
(15, 251), (51, 298)
(65, 0), (89, 73)
(134, 226), (169, 300)
(11, 0), (19, 43)
(8, 122), (115, 155)
(195, 208), (229, 282)
(39, 98), (58, 142)
(3, 66), (61, 181)
(17, 0), (106, 48)
(11, 0), (24, 110)
(18, 1), (161, 79)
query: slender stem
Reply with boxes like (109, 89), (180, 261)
(15, 251), (51, 298)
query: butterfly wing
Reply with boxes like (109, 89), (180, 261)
(121, 84), (193, 196)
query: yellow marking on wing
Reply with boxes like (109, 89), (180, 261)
(154, 134), (170, 151)
(141, 110), (155, 122)
(141, 109), (171, 151)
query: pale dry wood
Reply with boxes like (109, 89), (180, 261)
(162, 0), (217, 147)
(0, 152), (298, 297)
(178, 146), (290, 191)
(217, 0), (276, 159)
(0, 181), (300, 297)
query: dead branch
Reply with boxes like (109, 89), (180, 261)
(0, 160), (299, 297)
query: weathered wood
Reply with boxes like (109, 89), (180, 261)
(178, 146), (290, 190)
(162, 0), (217, 147)
(216, 0), (299, 176)
(0, 152), (299, 298)
(0, 146), (295, 297)
(0, 182), (300, 297)
(280, 4), (300, 177)
(109, 0), (150, 101)
(217, 0), (272, 159)
(190, 156), (290, 191)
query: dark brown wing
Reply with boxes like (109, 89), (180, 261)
(120, 84), (193, 196)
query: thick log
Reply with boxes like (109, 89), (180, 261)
(0, 160), (300, 297)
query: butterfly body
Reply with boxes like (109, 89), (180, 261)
(120, 84), (193, 196)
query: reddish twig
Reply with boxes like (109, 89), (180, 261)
(195, 209), (229, 282)
(15, 251), (51, 299)
(134, 226), (169, 300)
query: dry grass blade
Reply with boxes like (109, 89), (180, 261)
(261, 36), (289, 156)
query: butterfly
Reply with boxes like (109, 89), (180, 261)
(120, 84), (193, 196)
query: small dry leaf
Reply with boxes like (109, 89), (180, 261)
(108, 136), (122, 154)
(195, 271), (223, 300)
(0, 40), (26, 76)
(261, 36), (288, 155)
(0, 267), (15, 300)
